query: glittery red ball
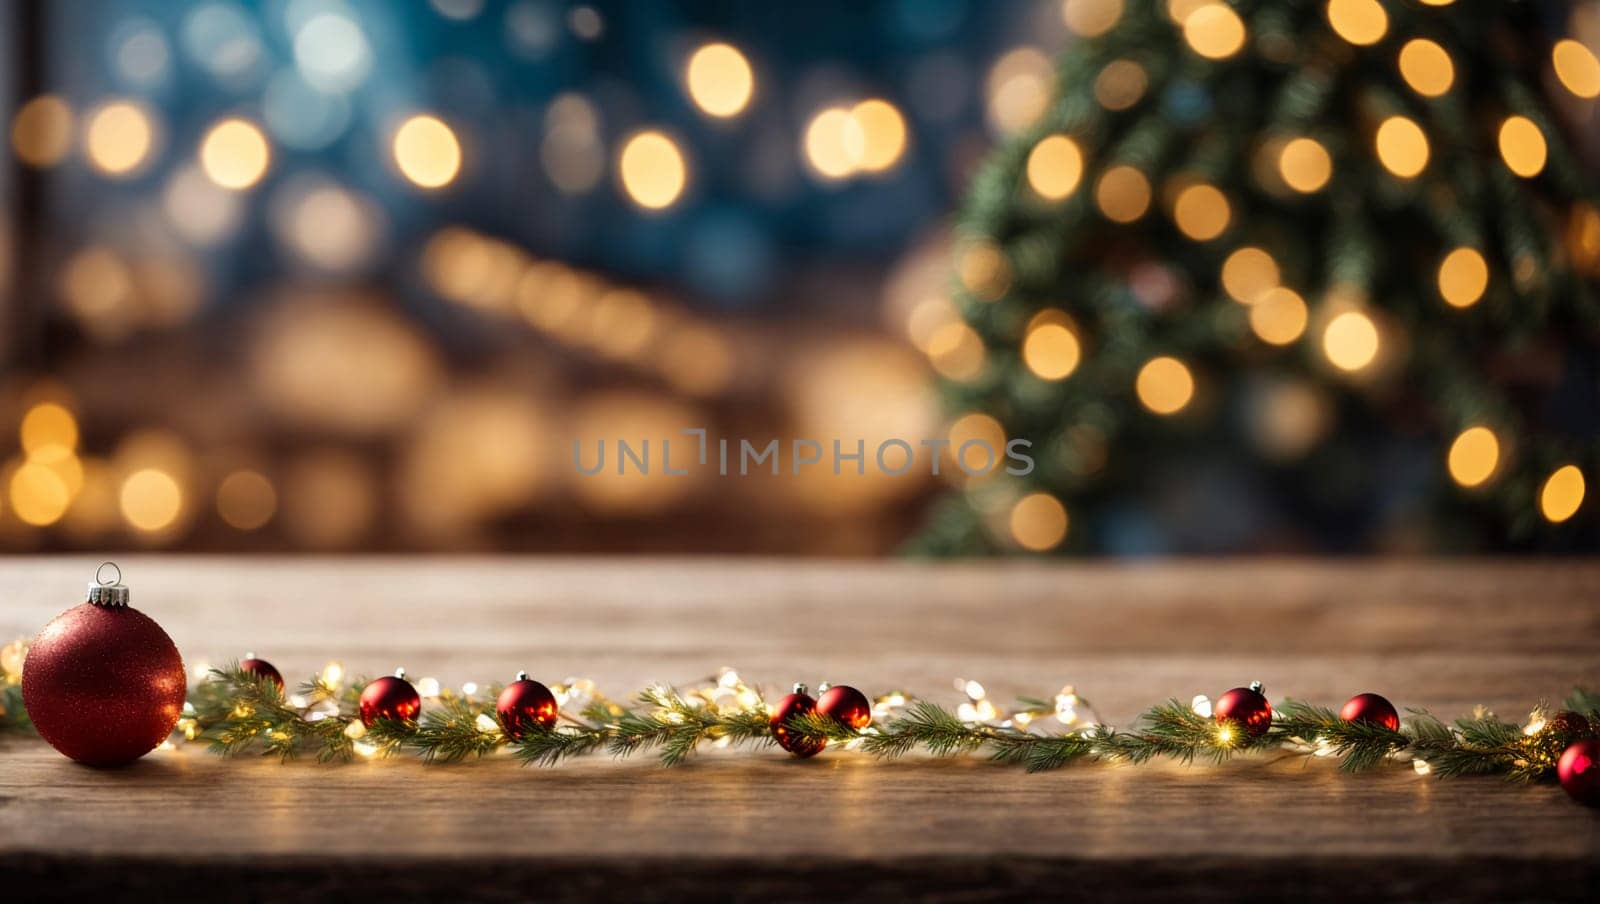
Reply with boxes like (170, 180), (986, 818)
(22, 602), (186, 766)
(770, 692), (826, 758)
(496, 678), (558, 739)
(1557, 739), (1600, 808)
(1546, 710), (1591, 738)
(359, 675), (421, 727)
(239, 657), (284, 692)
(1339, 693), (1400, 732)
(1214, 686), (1272, 738)
(817, 685), (872, 730)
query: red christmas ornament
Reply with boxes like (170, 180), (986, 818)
(1214, 681), (1272, 739)
(239, 653), (284, 692)
(770, 683), (827, 758)
(1557, 739), (1600, 808)
(21, 564), (186, 766)
(1339, 693), (1400, 732)
(496, 671), (558, 739)
(817, 684), (872, 730)
(359, 668), (422, 727)
(1546, 710), (1591, 739)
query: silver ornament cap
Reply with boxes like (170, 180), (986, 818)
(87, 562), (129, 608)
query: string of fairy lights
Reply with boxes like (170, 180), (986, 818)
(910, 0), (1600, 553)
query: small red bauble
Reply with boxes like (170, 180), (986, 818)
(22, 565), (186, 766)
(496, 671), (558, 739)
(1546, 710), (1591, 738)
(1557, 739), (1600, 808)
(359, 669), (422, 727)
(770, 684), (827, 758)
(239, 654), (284, 692)
(1339, 693), (1400, 732)
(1214, 682), (1272, 739)
(817, 684), (872, 730)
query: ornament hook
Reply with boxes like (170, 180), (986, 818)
(96, 561), (121, 586)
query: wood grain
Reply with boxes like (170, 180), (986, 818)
(1, 557), (1598, 901)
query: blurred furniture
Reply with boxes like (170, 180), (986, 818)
(1, 558), (1597, 900)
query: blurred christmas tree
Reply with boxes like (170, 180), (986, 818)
(916, 0), (1600, 554)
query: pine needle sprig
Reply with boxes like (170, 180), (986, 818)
(402, 697), (502, 763)
(860, 701), (998, 759)
(609, 684), (773, 766)
(1272, 700), (1409, 772)
(359, 717), (417, 758)
(193, 664), (327, 761)
(512, 723), (612, 767)
(1100, 699), (1255, 764)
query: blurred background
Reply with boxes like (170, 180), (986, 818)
(0, 0), (1595, 555)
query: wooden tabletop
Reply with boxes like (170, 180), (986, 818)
(2, 557), (1598, 901)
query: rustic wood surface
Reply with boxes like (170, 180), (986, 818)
(1, 557), (1598, 901)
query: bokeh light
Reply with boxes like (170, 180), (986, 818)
(1022, 313), (1081, 380)
(1321, 310), (1380, 372)
(1249, 287), (1308, 345)
(1446, 426), (1500, 488)
(1398, 38), (1454, 97)
(1437, 247), (1489, 309)
(1221, 247), (1279, 304)
(1026, 135), (1084, 201)
(1010, 492), (1068, 551)
(1094, 59), (1147, 111)
(120, 468), (183, 533)
(1136, 356), (1195, 415)
(803, 107), (860, 180)
(1552, 39), (1600, 98)
(1278, 137), (1331, 193)
(1498, 115), (1547, 178)
(216, 470), (276, 530)
(1095, 165), (1151, 222)
(850, 99), (908, 174)
(1063, 0), (1122, 38)
(84, 100), (154, 177)
(1183, 3), (1246, 60)
(393, 114), (462, 189)
(685, 42), (754, 118)
(199, 117), (270, 189)
(1374, 116), (1428, 179)
(11, 95), (74, 167)
(1326, 0), (1387, 46)
(1539, 465), (1585, 523)
(1172, 183), (1230, 241)
(618, 130), (688, 209)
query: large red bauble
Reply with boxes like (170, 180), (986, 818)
(1545, 710), (1590, 739)
(1339, 693), (1400, 732)
(239, 655), (284, 692)
(1214, 685), (1272, 738)
(23, 603), (186, 766)
(770, 690), (827, 758)
(359, 675), (421, 727)
(496, 674), (558, 739)
(1557, 739), (1600, 808)
(817, 684), (872, 730)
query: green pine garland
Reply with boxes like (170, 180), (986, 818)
(9, 654), (1592, 786)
